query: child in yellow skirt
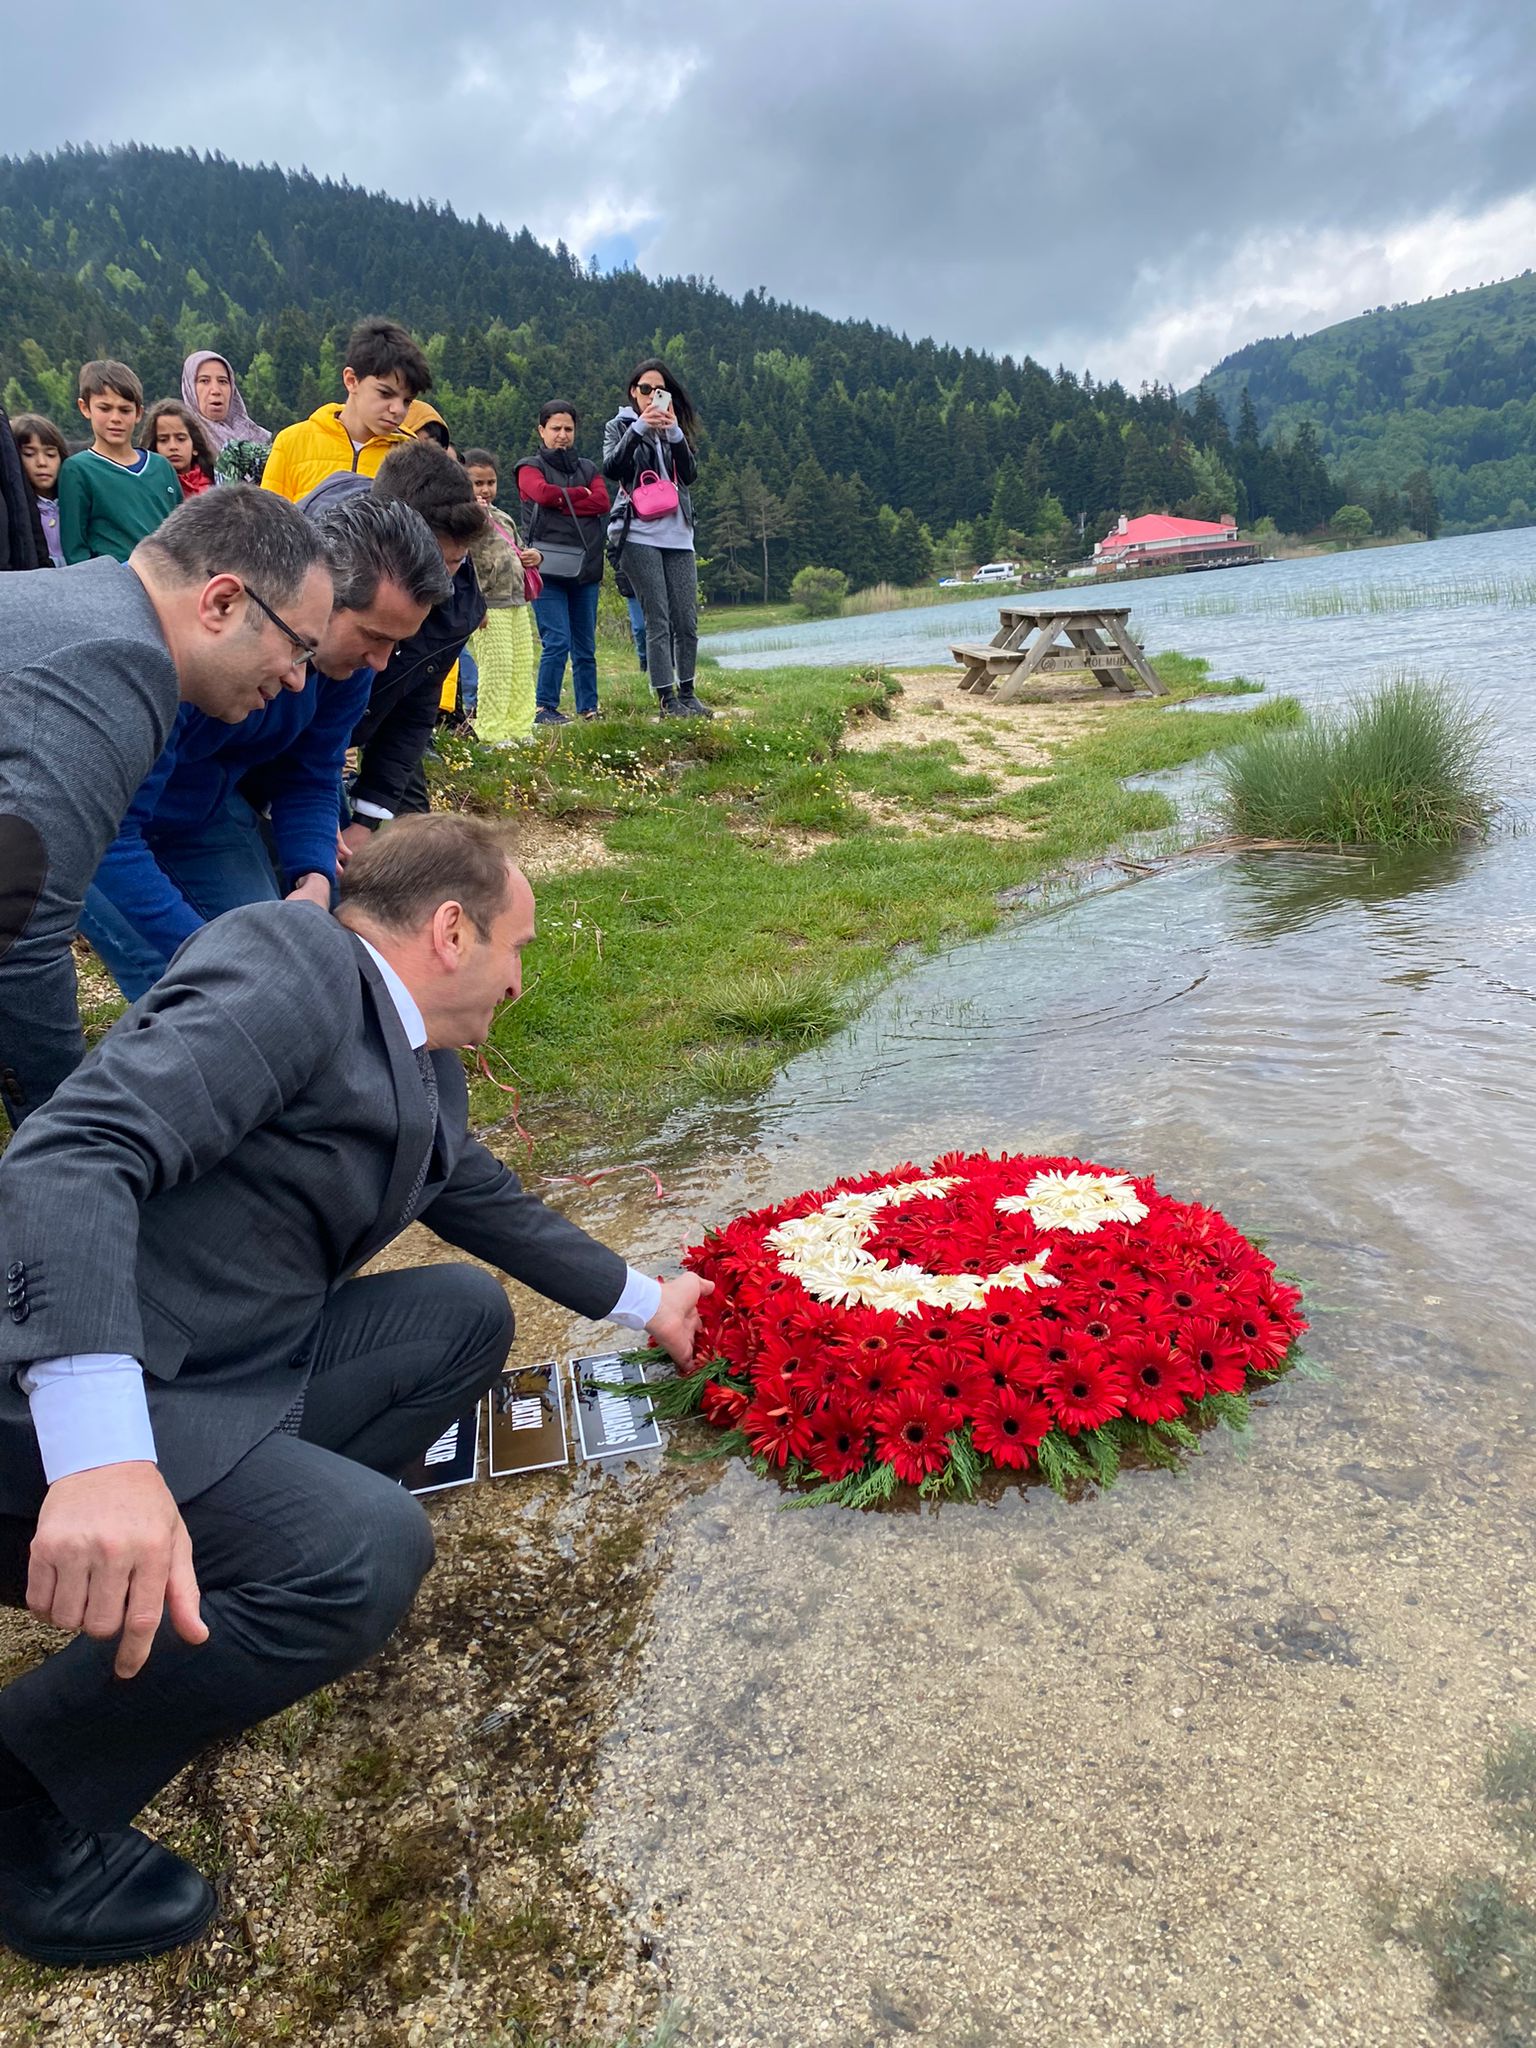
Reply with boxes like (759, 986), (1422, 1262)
(462, 448), (540, 744)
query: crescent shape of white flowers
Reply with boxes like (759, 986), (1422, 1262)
(764, 1170), (1149, 1317)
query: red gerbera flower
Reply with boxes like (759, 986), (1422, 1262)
(1150, 1271), (1229, 1324)
(1046, 1335), (1130, 1432)
(872, 1387), (953, 1484)
(742, 1386), (816, 1468)
(700, 1380), (750, 1427)
(1113, 1333), (1200, 1422)
(893, 1309), (983, 1369)
(809, 1404), (870, 1481)
(828, 1306), (902, 1363)
(975, 1329), (1052, 1397)
(757, 1331), (823, 1386)
(1172, 1316), (1248, 1395)
(840, 1353), (914, 1422)
(1258, 1275), (1308, 1333)
(1220, 1308), (1291, 1371)
(736, 1267), (799, 1312)
(971, 1388), (1053, 1469)
(912, 1357), (983, 1423)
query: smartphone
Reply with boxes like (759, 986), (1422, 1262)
(651, 389), (670, 411)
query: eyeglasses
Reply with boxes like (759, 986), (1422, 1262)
(245, 587), (318, 667)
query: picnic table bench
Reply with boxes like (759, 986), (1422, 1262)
(950, 605), (1166, 701)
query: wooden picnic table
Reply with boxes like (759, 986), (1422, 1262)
(950, 604), (1166, 702)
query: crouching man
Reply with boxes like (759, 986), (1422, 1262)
(0, 813), (708, 1966)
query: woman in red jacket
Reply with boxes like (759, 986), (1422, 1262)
(516, 401), (611, 725)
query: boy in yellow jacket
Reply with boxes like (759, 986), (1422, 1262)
(262, 318), (432, 502)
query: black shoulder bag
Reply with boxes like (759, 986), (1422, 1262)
(527, 463), (599, 583)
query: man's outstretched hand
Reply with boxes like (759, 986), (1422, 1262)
(644, 1273), (715, 1368)
(28, 1462), (208, 1680)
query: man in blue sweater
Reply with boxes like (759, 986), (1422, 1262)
(83, 497), (451, 998)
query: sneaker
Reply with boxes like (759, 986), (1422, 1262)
(533, 707), (570, 727)
(578, 710), (599, 721)
(674, 684), (714, 719)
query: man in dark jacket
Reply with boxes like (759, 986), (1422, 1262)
(343, 442), (487, 846)
(0, 489), (332, 1124)
(0, 815), (711, 1967)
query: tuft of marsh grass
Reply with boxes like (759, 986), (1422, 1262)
(707, 969), (844, 1043)
(1406, 1876), (1536, 2039)
(1218, 670), (1496, 848)
(1486, 1724), (1536, 1850)
(1175, 571), (1536, 622)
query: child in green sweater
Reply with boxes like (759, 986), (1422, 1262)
(57, 359), (181, 563)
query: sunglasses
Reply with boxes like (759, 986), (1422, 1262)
(245, 587), (319, 667)
(635, 382), (667, 397)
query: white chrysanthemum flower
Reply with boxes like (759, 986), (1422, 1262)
(992, 1254), (1061, 1291)
(1015, 1170), (1149, 1235)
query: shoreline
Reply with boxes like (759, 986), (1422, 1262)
(0, 649), (1300, 2043)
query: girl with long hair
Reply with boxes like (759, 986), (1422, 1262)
(601, 359), (710, 717)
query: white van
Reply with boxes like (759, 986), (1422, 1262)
(971, 562), (1019, 584)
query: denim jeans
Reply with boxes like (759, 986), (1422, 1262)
(457, 644), (480, 718)
(625, 596), (648, 671)
(532, 579), (600, 715)
(81, 793), (283, 1001)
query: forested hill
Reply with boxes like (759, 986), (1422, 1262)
(3, 143), (1344, 597)
(1192, 273), (1536, 532)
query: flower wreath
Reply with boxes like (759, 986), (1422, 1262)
(643, 1151), (1307, 1506)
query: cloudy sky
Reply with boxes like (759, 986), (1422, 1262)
(9, 0), (1536, 388)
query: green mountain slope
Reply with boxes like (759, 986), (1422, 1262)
(1193, 274), (1536, 531)
(2, 144), (1350, 591)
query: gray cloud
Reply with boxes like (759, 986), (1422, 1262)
(7, 0), (1536, 385)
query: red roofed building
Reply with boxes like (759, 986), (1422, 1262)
(1092, 513), (1258, 574)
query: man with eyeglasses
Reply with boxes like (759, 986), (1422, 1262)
(78, 497), (451, 1004)
(0, 486), (333, 1126)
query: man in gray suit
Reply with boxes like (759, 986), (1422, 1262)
(0, 485), (335, 1127)
(0, 812), (709, 1966)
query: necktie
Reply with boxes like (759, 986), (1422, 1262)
(399, 1046), (440, 1228)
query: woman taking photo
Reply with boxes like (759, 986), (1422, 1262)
(516, 402), (610, 725)
(602, 358), (710, 718)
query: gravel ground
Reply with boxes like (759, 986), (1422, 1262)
(0, 1219), (696, 2048)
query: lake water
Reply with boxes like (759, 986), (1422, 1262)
(581, 527), (1536, 2047)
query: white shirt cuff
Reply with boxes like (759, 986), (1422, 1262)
(19, 1355), (158, 1483)
(350, 799), (394, 822)
(607, 1266), (663, 1331)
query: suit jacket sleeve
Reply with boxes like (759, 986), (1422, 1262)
(422, 1131), (630, 1324)
(0, 908), (348, 1368)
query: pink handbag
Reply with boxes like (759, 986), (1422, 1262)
(630, 467), (680, 519)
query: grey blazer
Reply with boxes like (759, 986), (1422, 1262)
(0, 903), (627, 1506)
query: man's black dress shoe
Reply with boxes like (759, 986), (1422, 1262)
(0, 1798), (215, 1966)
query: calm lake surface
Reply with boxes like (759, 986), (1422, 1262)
(581, 528), (1536, 2046)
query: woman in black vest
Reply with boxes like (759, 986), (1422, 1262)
(516, 402), (610, 726)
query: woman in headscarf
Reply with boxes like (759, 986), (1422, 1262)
(180, 352), (272, 462)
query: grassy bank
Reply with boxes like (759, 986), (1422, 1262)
(429, 652), (1293, 1149)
